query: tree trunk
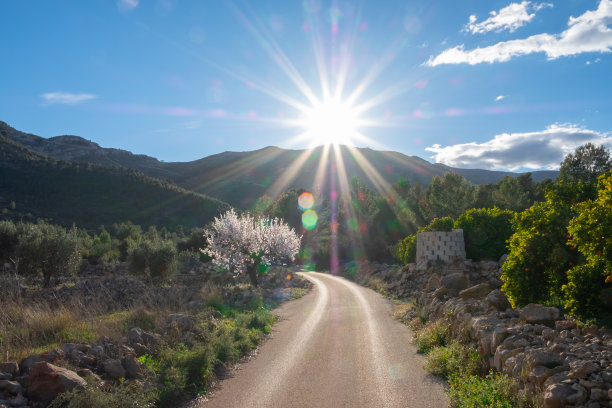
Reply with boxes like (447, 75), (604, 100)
(247, 263), (259, 287)
(43, 270), (51, 288)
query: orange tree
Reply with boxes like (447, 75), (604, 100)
(564, 170), (612, 320)
(500, 182), (595, 307)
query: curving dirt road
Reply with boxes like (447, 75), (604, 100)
(201, 271), (449, 408)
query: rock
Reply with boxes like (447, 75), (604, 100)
(102, 359), (126, 380)
(555, 320), (577, 331)
(0, 380), (23, 395)
(487, 277), (503, 289)
(459, 283), (491, 300)
(76, 369), (98, 379)
(520, 304), (560, 327)
(440, 273), (468, 296)
(486, 290), (512, 311)
(499, 254), (508, 266)
(5, 393), (27, 407)
(132, 343), (152, 357)
(490, 328), (508, 353)
(569, 360), (600, 379)
(543, 383), (573, 408)
(141, 331), (160, 347)
(167, 314), (195, 331)
(128, 328), (144, 345)
(528, 365), (552, 386)
(525, 350), (564, 369)
(20, 354), (43, 374)
(0, 373), (11, 381)
(122, 355), (142, 379)
(566, 383), (587, 404)
(27, 362), (86, 405)
(0, 363), (18, 377)
(590, 388), (607, 401)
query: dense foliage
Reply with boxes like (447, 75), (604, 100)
(203, 209), (301, 286)
(454, 208), (514, 262)
(0, 134), (230, 230)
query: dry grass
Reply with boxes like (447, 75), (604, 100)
(0, 274), (191, 362)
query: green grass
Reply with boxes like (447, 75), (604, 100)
(413, 319), (451, 354)
(424, 342), (481, 379)
(447, 371), (524, 408)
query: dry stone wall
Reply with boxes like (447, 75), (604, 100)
(416, 229), (466, 264)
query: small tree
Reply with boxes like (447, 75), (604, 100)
(203, 209), (301, 286)
(454, 208), (514, 261)
(16, 222), (81, 287)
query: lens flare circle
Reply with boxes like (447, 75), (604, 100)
(300, 97), (358, 146)
(302, 209), (319, 230)
(298, 192), (315, 210)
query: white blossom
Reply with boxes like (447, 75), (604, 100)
(203, 209), (301, 277)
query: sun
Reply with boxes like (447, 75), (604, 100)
(299, 97), (359, 146)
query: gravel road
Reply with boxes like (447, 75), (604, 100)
(201, 271), (449, 408)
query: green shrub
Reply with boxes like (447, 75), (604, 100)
(87, 228), (120, 265)
(563, 261), (606, 321)
(16, 222), (81, 287)
(454, 208), (514, 261)
(49, 377), (157, 408)
(447, 371), (520, 408)
(413, 319), (451, 354)
(127, 238), (177, 279)
(501, 182), (592, 307)
(424, 342), (481, 379)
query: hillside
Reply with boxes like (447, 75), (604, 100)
(0, 133), (230, 230)
(1, 121), (558, 208)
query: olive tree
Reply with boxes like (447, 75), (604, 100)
(203, 209), (301, 286)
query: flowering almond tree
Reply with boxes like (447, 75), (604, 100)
(203, 209), (301, 286)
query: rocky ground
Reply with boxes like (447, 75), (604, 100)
(0, 263), (310, 408)
(342, 258), (612, 408)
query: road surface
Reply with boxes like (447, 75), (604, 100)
(200, 271), (449, 408)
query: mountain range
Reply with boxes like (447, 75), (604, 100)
(0, 121), (558, 228)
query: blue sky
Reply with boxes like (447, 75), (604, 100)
(1, 0), (611, 170)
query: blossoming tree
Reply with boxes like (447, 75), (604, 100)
(203, 209), (301, 286)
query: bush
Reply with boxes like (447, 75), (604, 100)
(127, 238), (177, 279)
(454, 208), (514, 261)
(413, 319), (451, 354)
(424, 342), (481, 379)
(563, 261), (606, 321)
(49, 376), (157, 408)
(447, 371), (521, 408)
(501, 182), (592, 307)
(87, 228), (119, 265)
(16, 222), (81, 287)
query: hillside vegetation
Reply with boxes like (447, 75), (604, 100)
(0, 134), (230, 230)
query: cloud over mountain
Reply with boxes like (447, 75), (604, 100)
(426, 124), (612, 170)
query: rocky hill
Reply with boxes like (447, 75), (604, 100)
(0, 132), (230, 230)
(0, 122), (559, 209)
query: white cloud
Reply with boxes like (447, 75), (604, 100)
(426, 0), (612, 66)
(41, 92), (98, 105)
(426, 124), (612, 170)
(495, 95), (506, 101)
(464, 1), (552, 34)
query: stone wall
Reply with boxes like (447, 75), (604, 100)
(416, 229), (466, 264)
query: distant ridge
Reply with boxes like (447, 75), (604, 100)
(0, 125), (230, 230)
(0, 121), (558, 210)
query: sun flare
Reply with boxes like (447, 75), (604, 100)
(299, 98), (359, 146)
